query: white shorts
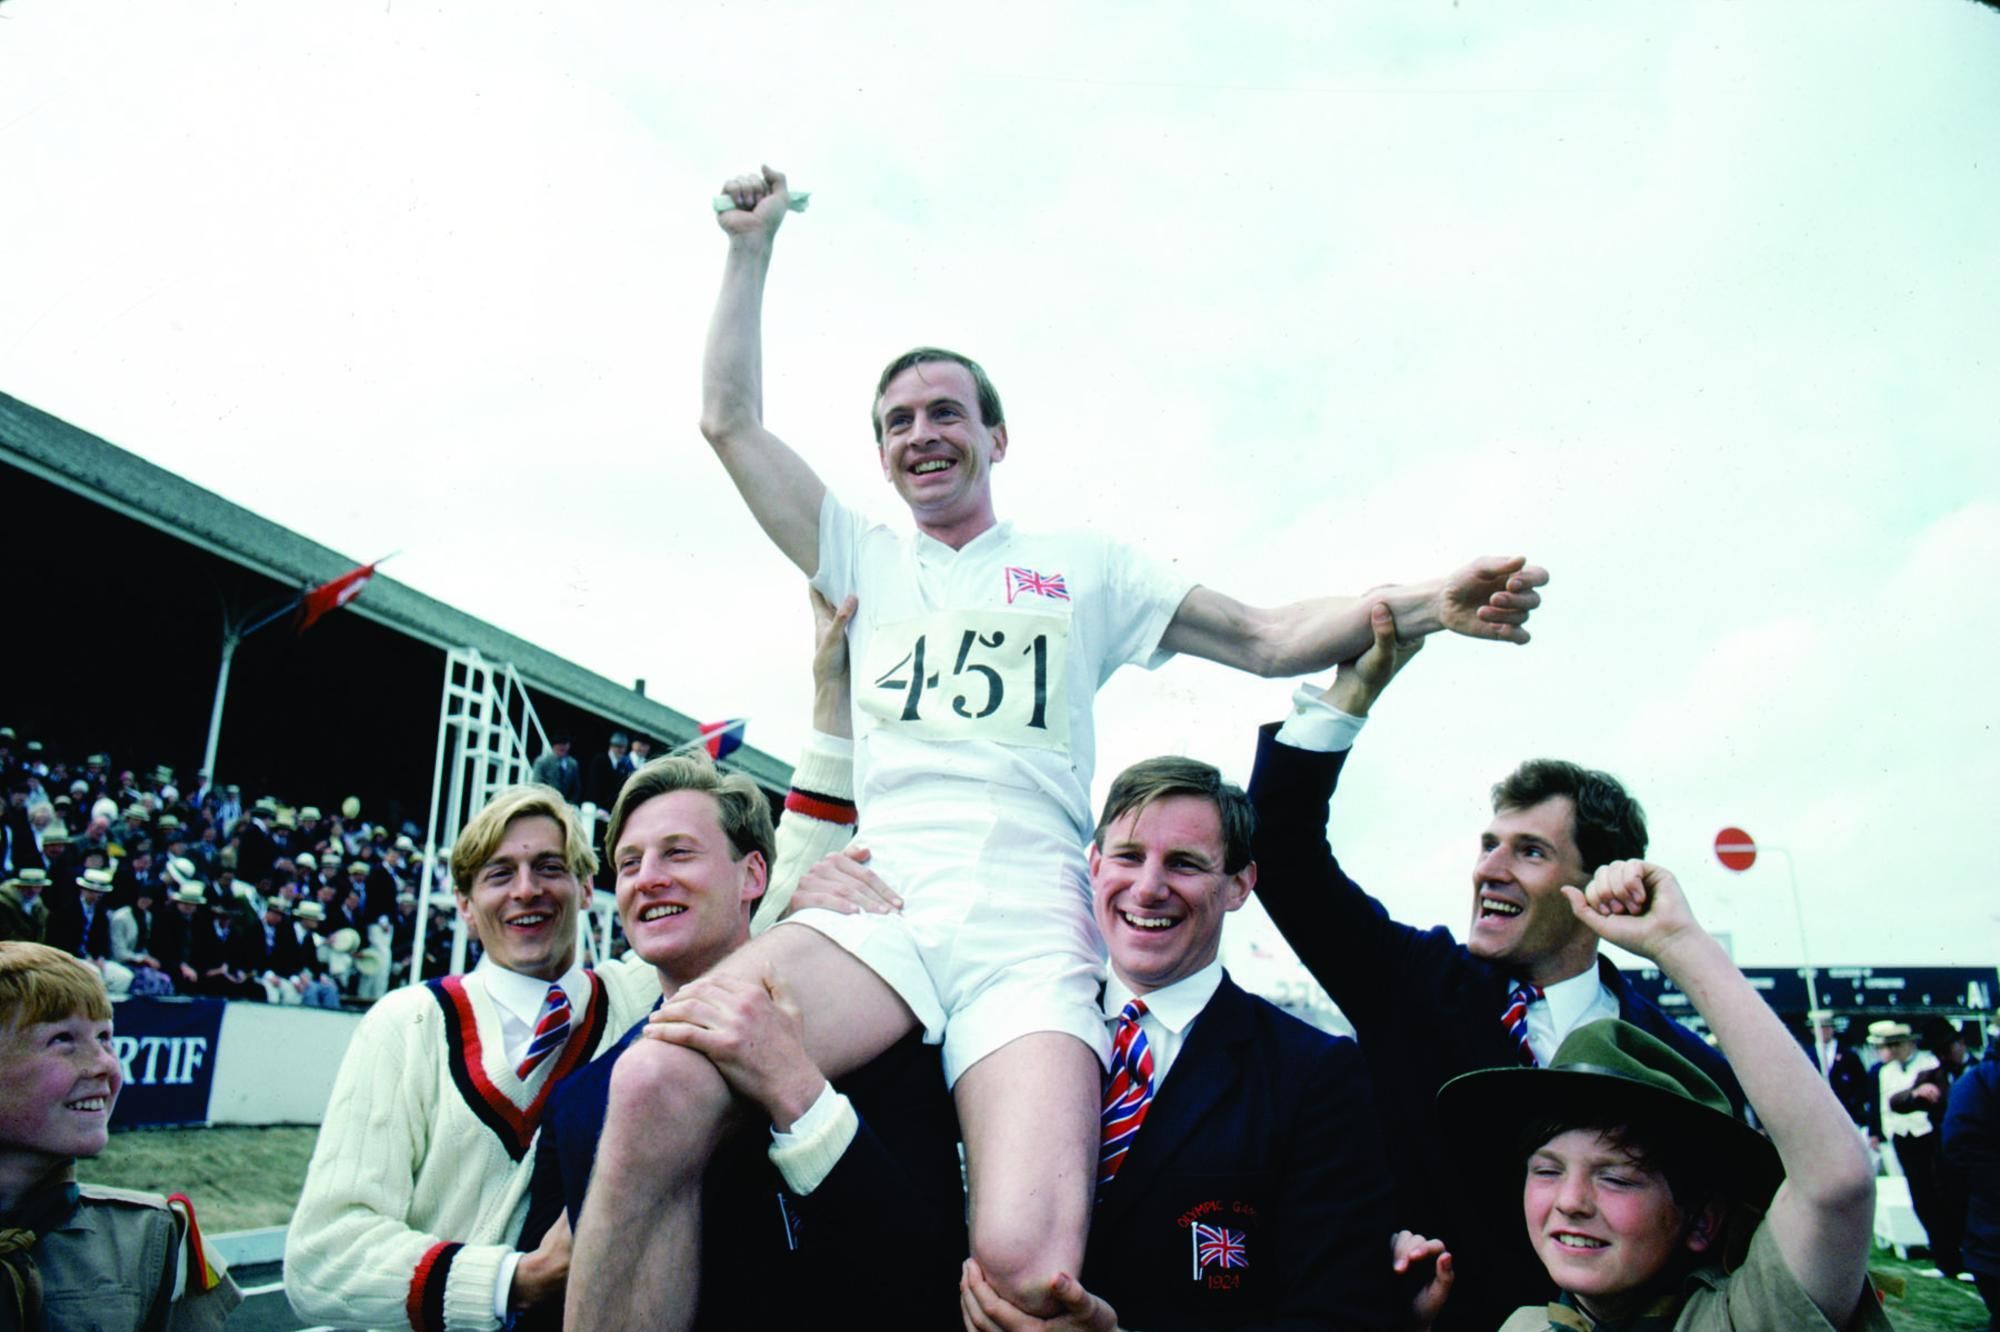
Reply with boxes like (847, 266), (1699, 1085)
(776, 790), (1108, 1087)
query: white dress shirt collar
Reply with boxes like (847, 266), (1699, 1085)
(1104, 959), (1225, 1089)
(1524, 960), (1620, 1066)
(476, 956), (589, 1066)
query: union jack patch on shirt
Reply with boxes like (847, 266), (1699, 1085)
(1004, 566), (1070, 604)
(1192, 1223), (1248, 1275)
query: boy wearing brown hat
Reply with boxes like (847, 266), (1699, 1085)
(1432, 860), (1887, 1330)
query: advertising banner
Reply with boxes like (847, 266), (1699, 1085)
(109, 997), (227, 1129)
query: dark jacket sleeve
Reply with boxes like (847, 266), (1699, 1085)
(1944, 1062), (2000, 1192)
(1247, 723), (1483, 1031)
(798, 1036), (967, 1327)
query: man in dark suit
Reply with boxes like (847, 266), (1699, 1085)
(962, 755), (1398, 1332)
(583, 732), (629, 812)
(527, 754), (966, 1330)
(1242, 603), (1745, 1331)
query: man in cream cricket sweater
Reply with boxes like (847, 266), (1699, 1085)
(284, 787), (657, 1332)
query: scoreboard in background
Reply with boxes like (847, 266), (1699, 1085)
(1623, 965), (1998, 1025)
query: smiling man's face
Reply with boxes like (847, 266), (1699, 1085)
(457, 814), (585, 981)
(612, 790), (764, 983)
(1466, 796), (1593, 983)
(1090, 795), (1254, 996)
(874, 360), (1007, 533)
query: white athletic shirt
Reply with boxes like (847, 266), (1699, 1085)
(811, 491), (1195, 842)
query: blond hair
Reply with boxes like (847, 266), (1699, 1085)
(604, 755), (774, 873)
(0, 941), (113, 1032)
(450, 786), (598, 896)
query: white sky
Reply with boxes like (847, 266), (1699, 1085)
(4, 1), (1996, 978)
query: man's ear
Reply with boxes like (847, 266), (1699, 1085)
(878, 441), (892, 481)
(989, 423), (1008, 462)
(739, 850), (769, 905)
(1682, 1199), (1728, 1255)
(1222, 861), (1257, 913)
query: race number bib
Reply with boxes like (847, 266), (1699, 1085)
(858, 610), (1071, 752)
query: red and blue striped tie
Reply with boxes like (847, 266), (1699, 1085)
(1501, 981), (1543, 1067)
(1098, 1000), (1156, 1198)
(517, 983), (572, 1080)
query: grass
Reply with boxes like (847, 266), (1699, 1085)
(79, 1125), (319, 1232)
(1872, 1247), (1993, 1332)
(70, 1130), (2000, 1332)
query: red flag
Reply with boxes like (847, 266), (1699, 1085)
(296, 563), (377, 634)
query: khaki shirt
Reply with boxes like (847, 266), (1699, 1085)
(36, 1183), (242, 1332)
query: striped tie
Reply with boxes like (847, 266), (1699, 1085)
(517, 984), (572, 1080)
(1098, 1000), (1156, 1197)
(1502, 981), (1543, 1067)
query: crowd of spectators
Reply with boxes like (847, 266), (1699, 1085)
(0, 725), (451, 1006)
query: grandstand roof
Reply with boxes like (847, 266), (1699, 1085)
(0, 390), (792, 793)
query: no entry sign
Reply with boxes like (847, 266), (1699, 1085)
(1714, 827), (1757, 872)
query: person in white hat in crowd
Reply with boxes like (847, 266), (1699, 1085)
(256, 894), (302, 984)
(152, 861), (211, 994)
(0, 869), (52, 943)
(49, 867), (123, 989)
(110, 878), (175, 997)
(1872, 1018), (1960, 1278)
(32, 823), (75, 900)
(193, 887), (265, 1000)
(290, 902), (342, 1009)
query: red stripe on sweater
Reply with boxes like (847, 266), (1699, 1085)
(783, 789), (856, 825)
(438, 972), (608, 1154)
(407, 1241), (454, 1332)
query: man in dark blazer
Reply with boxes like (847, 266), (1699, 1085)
(1243, 603), (1745, 1332)
(963, 755), (1399, 1332)
(527, 754), (966, 1331)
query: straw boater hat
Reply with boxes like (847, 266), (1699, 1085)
(295, 901), (326, 923)
(79, 869), (115, 894)
(164, 857), (205, 894)
(328, 928), (362, 955)
(275, 808), (298, 829)
(1866, 1020), (1915, 1046)
(170, 883), (207, 907)
(1438, 1018), (1782, 1213)
(5, 869), (50, 893)
(295, 853), (318, 871)
(341, 796), (362, 819)
(301, 805), (322, 821)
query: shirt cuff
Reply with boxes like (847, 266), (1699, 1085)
(806, 731), (854, 761)
(768, 1083), (859, 1196)
(1273, 683), (1368, 752)
(493, 1252), (522, 1320)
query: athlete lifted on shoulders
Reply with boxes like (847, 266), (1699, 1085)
(564, 164), (1550, 1331)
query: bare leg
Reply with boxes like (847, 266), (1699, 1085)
(566, 926), (917, 1332)
(954, 1031), (1099, 1319)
